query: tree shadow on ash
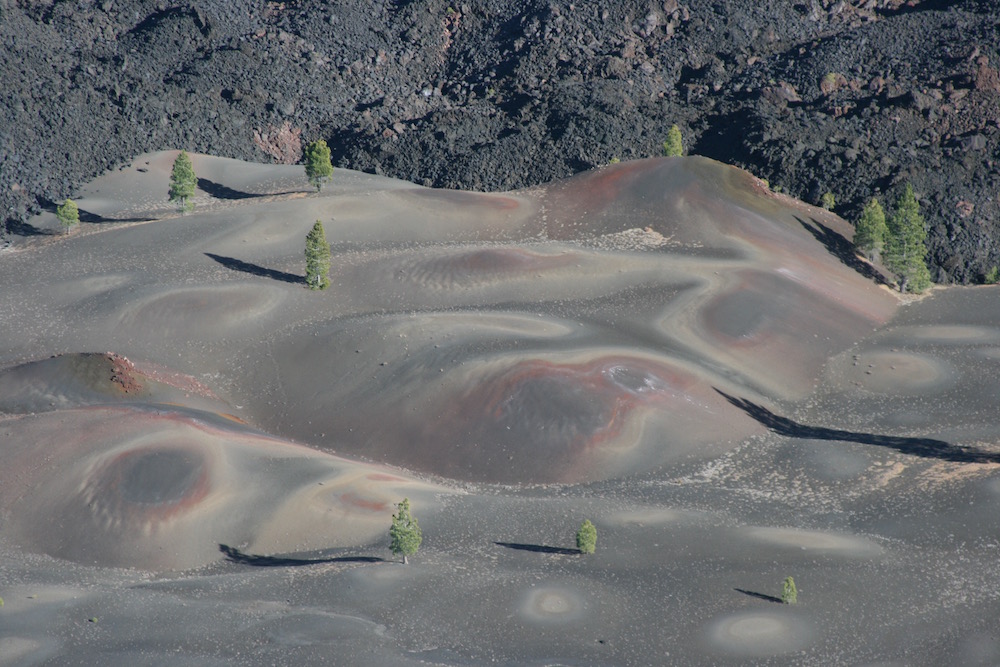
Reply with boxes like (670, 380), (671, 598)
(37, 198), (148, 224)
(796, 216), (889, 286)
(197, 178), (269, 200)
(197, 178), (302, 200)
(495, 542), (580, 555)
(5, 217), (53, 236)
(716, 389), (1000, 464)
(220, 544), (384, 567)
(205, 252), (303, 285)
(735, 588), (783, 604)
(75, 208), (150, 224)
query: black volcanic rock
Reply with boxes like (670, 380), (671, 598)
(3, 0), (998, 283)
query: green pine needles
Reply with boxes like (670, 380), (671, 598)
(389, 498), (422, 564)
(854, 198), (888, 263)
(576, 519), (597, 554)
(304, 220), (331, 290)
(57, 198), (79, 234)
(781, 576), (798, 604)
(663, 124), (684, 157)
(304, 139), (334, 191)
(884, 183), (931, 293)
(854, 184), (931, 293)
(168, 150), (197, 213)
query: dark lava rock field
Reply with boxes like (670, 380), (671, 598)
(3, 0), (999, 283)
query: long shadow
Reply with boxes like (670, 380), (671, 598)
(5, 217), (53, 236)
(75, 207), (150, 224)
(37, 198), (148, 224)
(197, 177), (268, 200)
(735, 588), (783, 604)
(717, 389), (1000, 464)
(796, 216), (888, 286)
(495, 542), (580, 555)
(219, 544), (384, 567)
(205, 252), (303, 285)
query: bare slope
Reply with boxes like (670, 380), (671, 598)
(5, 154), (1000, 665)
(3, 152), (894, 491)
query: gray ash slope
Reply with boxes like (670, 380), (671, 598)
(3, 0), (999, 283)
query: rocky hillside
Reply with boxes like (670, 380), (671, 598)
(3, 0), (998, 282)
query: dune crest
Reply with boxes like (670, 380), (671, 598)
(1, 153), (898, 567)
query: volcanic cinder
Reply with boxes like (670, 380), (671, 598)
(1, 153), (999, 666)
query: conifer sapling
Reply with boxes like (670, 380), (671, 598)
(304, 139), (334, 192)
(854, 197), (888, 263)
(389, 498), (422, 564)
(576, 519), (597, 555)
(168, 150), (197, 213)
(884, 183), (931, 293)
(57, 198), (79, 234)
(781, 576), (798, 604)
(663, 124), (684, 157)
(304, 220), (331, 290)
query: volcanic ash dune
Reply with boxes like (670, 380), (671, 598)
(0, 152), (899, 567)
(0, 403), (448, 570)
(239, 157), (897, 482)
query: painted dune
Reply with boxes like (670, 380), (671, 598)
(3, 153), (1000, 665)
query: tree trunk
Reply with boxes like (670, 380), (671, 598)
(403, 554), (408, 565)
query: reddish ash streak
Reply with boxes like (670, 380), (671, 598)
(366, 473), (406, 482)
(82, 445), (212, 529)
(543, 162), (650, 239)
(435, 356), (700, 480)
(551, 161), (646, 211)
(339, 492), (388, 513)
(105, 352), (145, 394)
(130, 359), (221, 399)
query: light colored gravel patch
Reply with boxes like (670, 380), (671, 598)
(703, 609), (815, 657)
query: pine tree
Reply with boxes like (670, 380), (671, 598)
(168, 150), (197, 213)
(663, 124), (684, 157)
(820, 191), (836, 211)
(304, 220), (331, 290)
(884, 183), (931, 293)
(576, 519), (597, 554)
(56, 198), (79, 234)
(389, 498), (422, 564)
(781, 576), (798, 604)
(854, 197), (888, 263)
(304, 139), (334, 191)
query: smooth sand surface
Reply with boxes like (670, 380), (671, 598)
(2, 153), (1000, 665)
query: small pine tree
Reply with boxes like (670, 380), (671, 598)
(56, 198), (79, 234)
(663, 124), (684, 157)
(985, 266), (1000, 284)
(168, 150), (197, 213)
(820, 191), (836, 211)
(304, 139), (334, 192)
(884, 183), (931, 293)
(304, 220), (331, 290)
(576, 519), (597, 554)
(389, 498), (422, 564)
(781, 576), (798, 604)
(854, 197), (888, 263)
